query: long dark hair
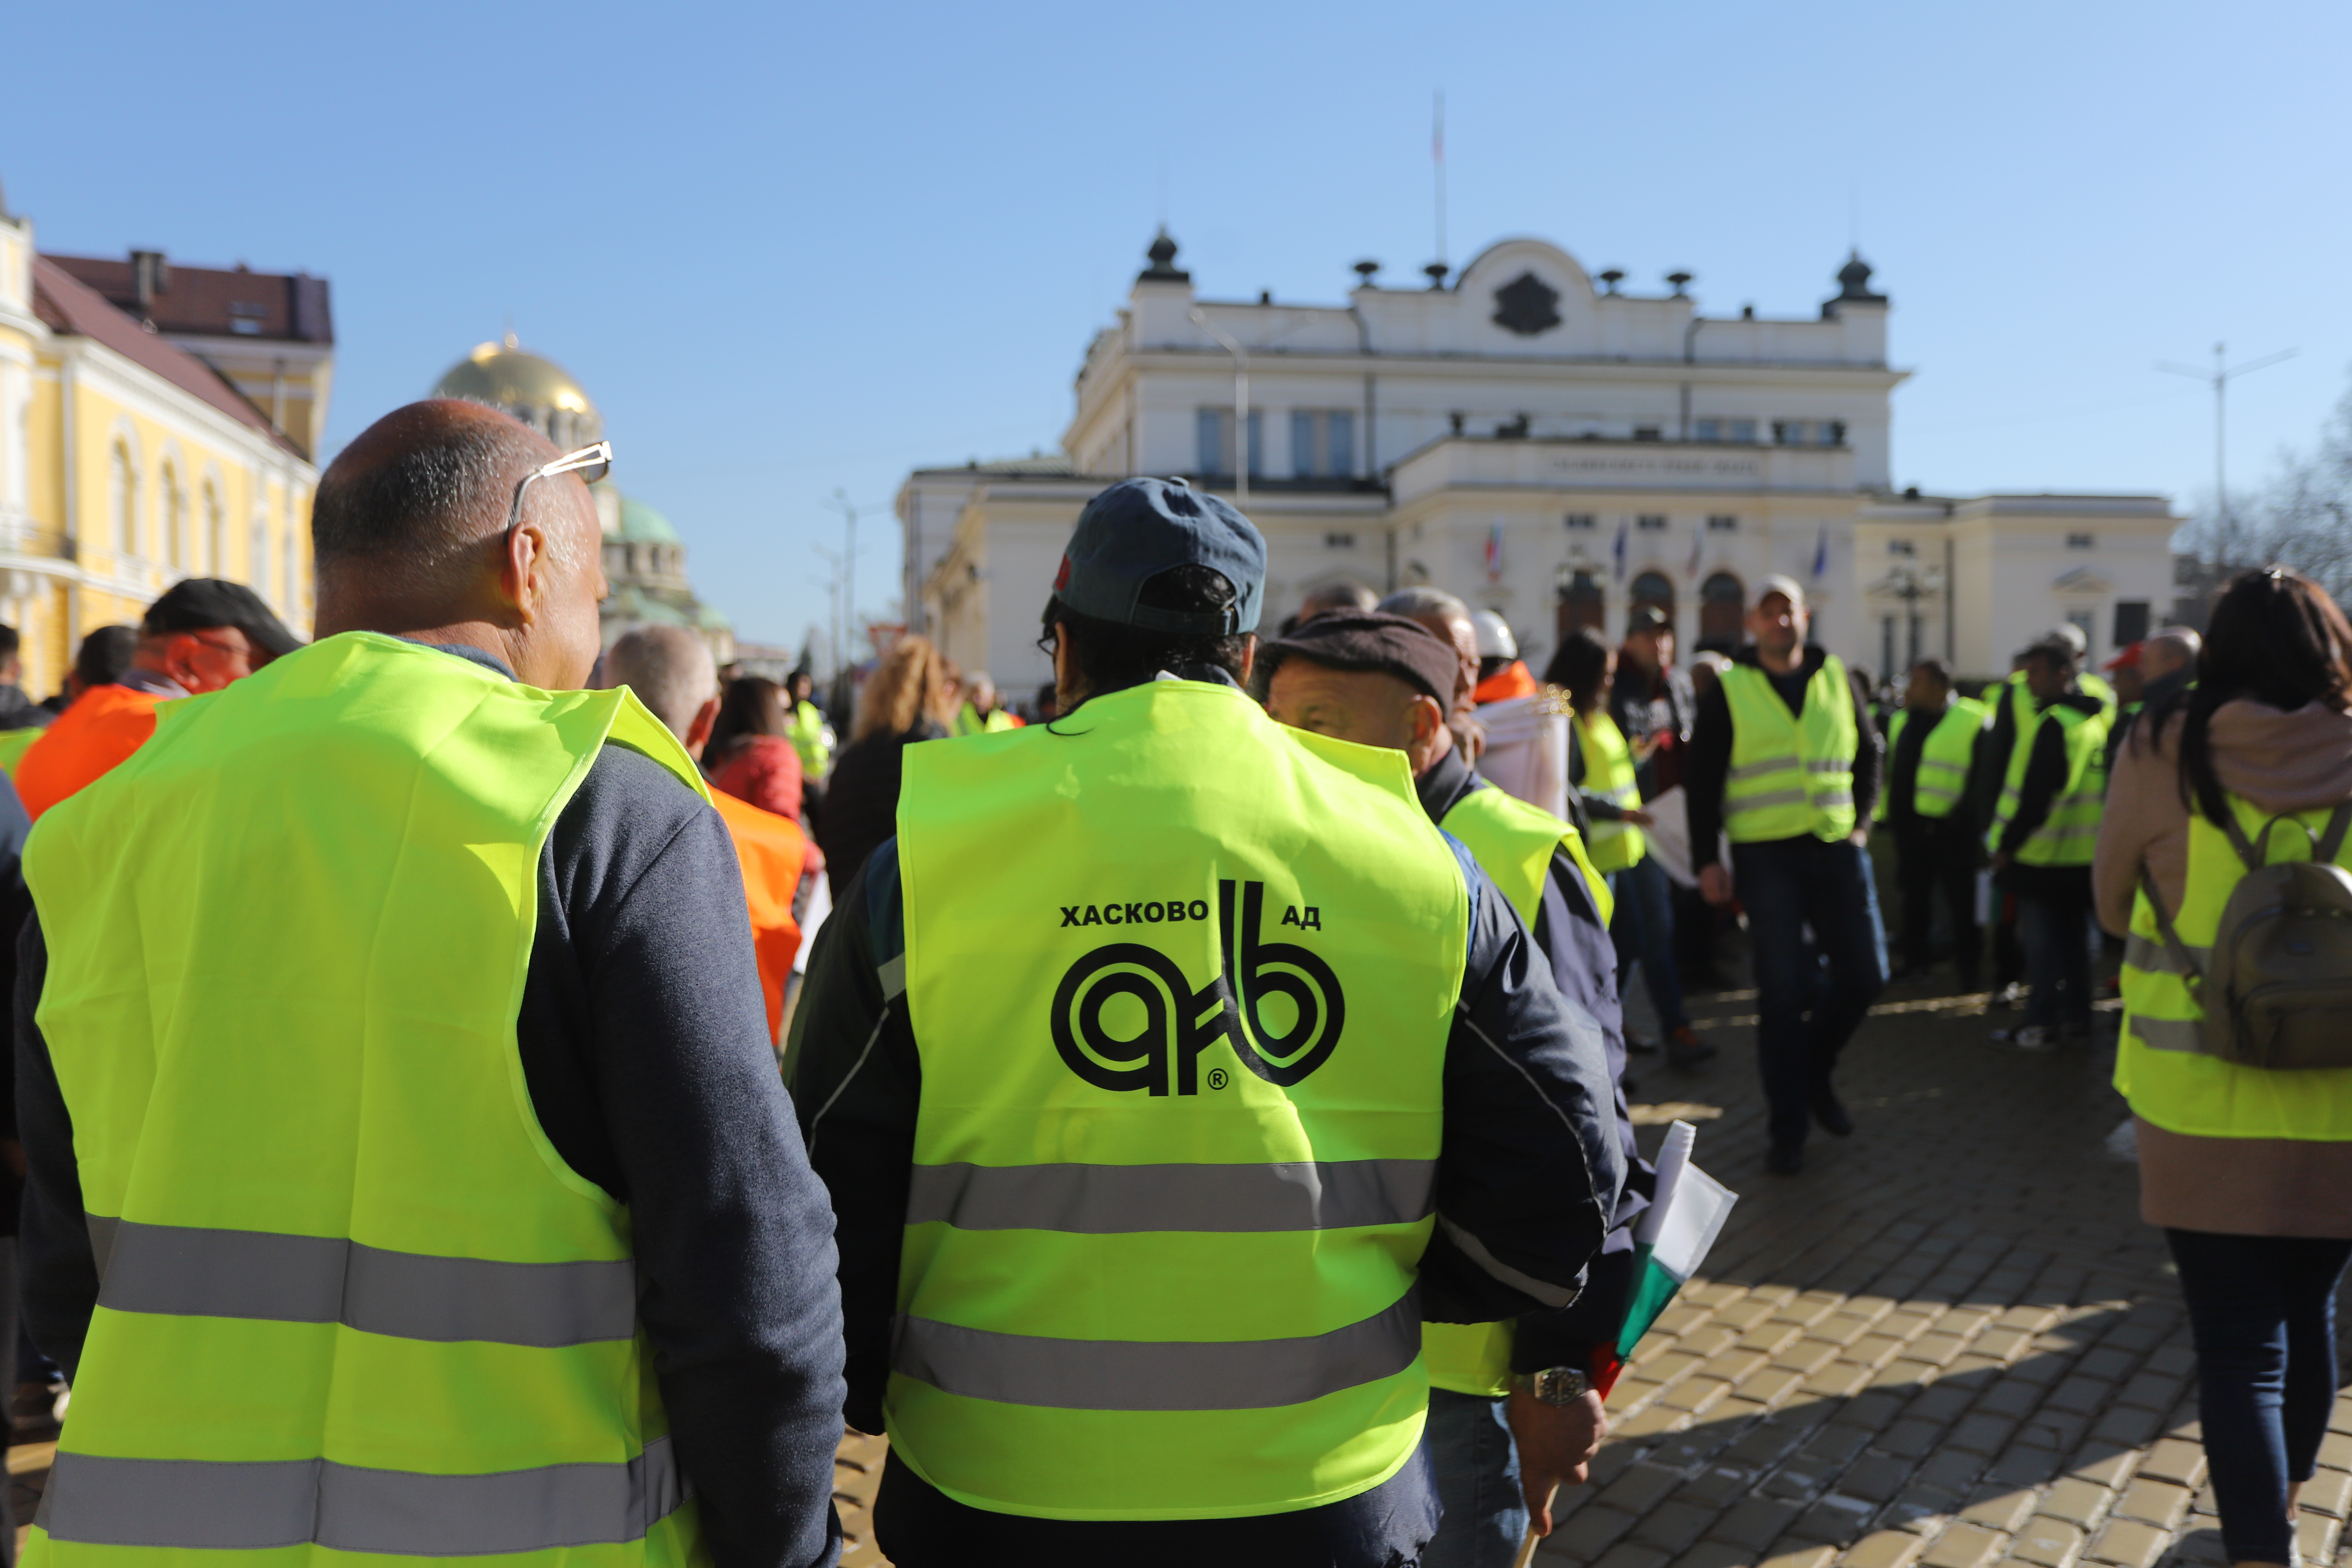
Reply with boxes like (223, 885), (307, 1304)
(2174, 567), (2352, 827)
(1543, 628), (1612, 716)
(707, 675), (790, 760)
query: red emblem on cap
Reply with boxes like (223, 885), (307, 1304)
(1053, 556), (1072, 591)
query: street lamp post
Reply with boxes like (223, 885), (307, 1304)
(2157, 342), (2294, 537)
(1188, 307), (1250, 506)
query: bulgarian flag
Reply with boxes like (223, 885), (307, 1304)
(1592, 1120), (1738, 1398)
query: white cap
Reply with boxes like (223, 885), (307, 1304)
(1753, 574), (1808, 610)
(2045, 622), (2089, 655)
(1471, 610), (1517, 660)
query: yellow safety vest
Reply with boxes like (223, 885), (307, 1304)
(1987, 701), (2108, 865)
(1574, 710), (1646, 873)
(1422, 782), (1610, 1398)
(0, 724), (43, 776)
(787, 698), (833, 778)
(891, 678), (1465, 1520)
(23, 634), (708, 1568)
(2118, 794), (2352, 1139)
(1875, 698), (1986, 823)
(1720, 657), (1858, 844)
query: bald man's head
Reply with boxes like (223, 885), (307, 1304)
(605, 623), (718, 743)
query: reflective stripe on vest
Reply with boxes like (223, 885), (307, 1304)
(2116, 793), (2352, 1139)
(23, 635), (709, 1568)
(16, 683), (163, 819)
(1720, 657), (1858, 844)
(1440, 781), (1611, 931)
(891, 680), (1464, 1520)
(1999, 704), (2108, 867)
(1876, 698), (1985, 823)
(1575, 710), (1646, 872)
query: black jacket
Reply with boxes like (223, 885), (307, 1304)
(1685, 646), (1884, 871)
(815, 720), (945, 903)
(15, 644), (847, 1568)
(1608, 661), (1695, 799)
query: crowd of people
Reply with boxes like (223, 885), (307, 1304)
(0, 393), (2337, 1568)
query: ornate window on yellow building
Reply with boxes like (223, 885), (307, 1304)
(203, 483), (224, 573)
(160, 462), (185, 570)
(109, 443), (137, 559)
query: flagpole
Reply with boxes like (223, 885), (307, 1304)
(1433, 90), (1447, 269)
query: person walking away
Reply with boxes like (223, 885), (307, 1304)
(1273, 576), (1377, 637)
(788, 478), (1625, 1568)
(1550, 629), (1713, 1072)
(2096, 567), (2352, 1568)
(709, 675), (809, 822)
(1469, 611), (1538, 703)
(1259, 611), (1646, 1568)
(784, 668), (836, 780)
(813, 635), (954, 901)
(15, 400), (847, 1568)
(38, 627), (136, 720)
(0, 625), (52, 735)
(1686, 575), (1886, 1175)
(951, 671), (1021, 735)
(1877, 659), (1986, 990)
(15, 581), (297, 820)
(606, 626), (813, 1050)
(1985, 637), (2109, 1049)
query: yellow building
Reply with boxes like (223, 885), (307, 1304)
(0, 199), (326, 699)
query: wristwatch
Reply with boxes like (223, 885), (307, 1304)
(1516, 1366), (1593, 1406)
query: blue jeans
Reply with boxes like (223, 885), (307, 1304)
(2167, 1229), (2352, 1565)
(1609, 855), (1688, 1032)
(1729, 836), (1887, 1147)
(1423, 1390), (1524, 1568)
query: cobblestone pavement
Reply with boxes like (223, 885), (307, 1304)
(9, 977), (2344, 1568)
(1542, 972), (2352, 1568)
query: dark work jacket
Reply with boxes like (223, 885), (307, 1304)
(0, 685), (52, 732)
(1415, 745), (1653, 1370)
(1608, 661), (1695, 799)
(15, 643), (847, 1568)
(1886, 701), (1981, 836)
(785, 746), (1626, 1562)
(1997, 687), (2108, 863)
(1686, 645), (1884, 873)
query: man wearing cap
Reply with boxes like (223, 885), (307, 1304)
(1259, 609), (1648, 1568)
(1984, 635), (2111, 1050)
(1686, 575), (1885, 1175)
(790, 478), (1625, 1568)
(14, 579), (299, 819)
(16, 401), (848, 1568)
(1469, 611), (1537, 703)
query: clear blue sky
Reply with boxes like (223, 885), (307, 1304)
(9, 0), (2345, 654)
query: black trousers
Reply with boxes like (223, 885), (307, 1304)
(1893, 820), (1980, 985)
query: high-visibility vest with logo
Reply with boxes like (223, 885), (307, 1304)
(1987, 703), (2108, 865)
(1875, 698), (1986, 823)
(23, 634), (708, 1568)
(1719, 657), (1858, 844)
(892, 678), (1466, 1520)
(0, 724), (44, 776)
(1420, 782), (1606, 1398)
(1573, 710), (1646, 872)
(787, 698), (833, 778)
(709, 787), (807, 1044)
(2117, 794), (2352, 1139)
(16, 683), (164, 819)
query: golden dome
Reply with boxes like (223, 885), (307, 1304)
(431, 334), (603, 447)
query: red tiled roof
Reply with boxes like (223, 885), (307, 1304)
(31, 258), (302, 456)
(46, 253), (332, 345)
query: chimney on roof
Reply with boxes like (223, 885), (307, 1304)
(130, 250), (170, 318)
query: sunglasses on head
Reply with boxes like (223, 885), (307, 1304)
(502, 441), (613, 553)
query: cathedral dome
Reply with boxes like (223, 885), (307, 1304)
(616, 495), (681, 545)
(432, 335), (603, 449)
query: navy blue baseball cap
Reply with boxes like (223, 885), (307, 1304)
(1050, 478), (1265, 636)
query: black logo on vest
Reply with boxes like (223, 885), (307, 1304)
(1050, 880), (1346, 1096)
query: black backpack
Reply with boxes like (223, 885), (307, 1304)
(2142, 801), (2352, 1070)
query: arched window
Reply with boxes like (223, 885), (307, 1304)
(159, 463), (185, 570)
(284, 525), (301, 616)
(1701, 571), (1745, 647)
(251, 508), (271, 598)
(1630, 571), (1675, 629)
(110, 443), (138, 557)
(1555, 569), (1605, 642)
(203, 483), (225, 573)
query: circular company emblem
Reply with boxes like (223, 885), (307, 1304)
(1206, 1067), (1229, 1091)
(1050, 943), (1196, 1096)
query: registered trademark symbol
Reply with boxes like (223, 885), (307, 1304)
(1205, 1068), (1229, 1090)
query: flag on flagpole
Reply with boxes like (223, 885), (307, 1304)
(1811, 524), (1830, 580)
(1612, 519), (1628, 582)
(1591, 1120), (1738, 1398)
(1485, 519), (1505, 581)
(1685, 525), (1703, 579)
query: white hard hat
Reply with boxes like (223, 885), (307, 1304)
(1470, 610), (1517, 661)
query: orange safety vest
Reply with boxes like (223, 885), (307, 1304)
(1473, 660), (1538, 704)
(709, 787), (807, 1043)
(16, 684), (165, 820)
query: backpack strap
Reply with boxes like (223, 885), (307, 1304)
(2316, 801), (2352, 865)
(2139, 864), (2207, 998)
(2218, 808), (2263, 872)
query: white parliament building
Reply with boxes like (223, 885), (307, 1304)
(898, 232), (2177, 698)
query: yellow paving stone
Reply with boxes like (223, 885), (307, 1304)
(2296, 1464), (2352, 1518)
(1919, 1522), (2009, 1568)
(2081, 1518), (2168, 1568)
(1844, 1529), (1930, 1568)
(2110, 1477), (2191, 1530)
(2007, 1515), (2085, 1568)
(1958, 1491), (2039, 1533)
(2033, 1479), (2113, 1530)
(2134, 1438), (2207, 1488)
